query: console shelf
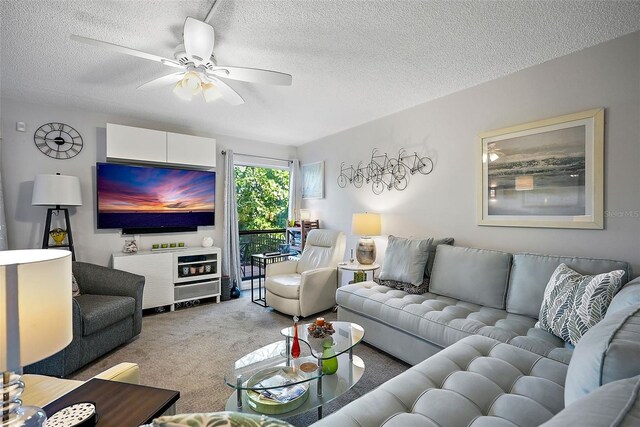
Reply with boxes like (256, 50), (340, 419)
(113, 247), (221, 311)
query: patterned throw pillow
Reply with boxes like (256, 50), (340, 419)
(72, 273), (81, 297)
(535, 263), (625, 345)
(374, 277), (430, 295)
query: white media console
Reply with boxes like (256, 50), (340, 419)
(112, 247), (221, 311)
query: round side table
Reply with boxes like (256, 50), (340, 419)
(338, 262), (380, 285)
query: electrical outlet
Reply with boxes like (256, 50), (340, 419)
(16, 122), (26, 132)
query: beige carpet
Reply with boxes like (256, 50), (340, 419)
(71, 294), (409, 426)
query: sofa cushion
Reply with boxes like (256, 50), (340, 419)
(337, 282), (571, 363)
(379, 236), (432, 286)
(564, 305), (640, 405)
(542, 376), (640, 427)
(311, 335), (568, 427)
(507, 253), (631, 319)
(429, 245), (512, 309)
(75, 294), (136, 336)
(264, 274), (301, 299)
(536, 263), (626, 345)
(608, 280), (640, 317)
(425, 237), (454, 277)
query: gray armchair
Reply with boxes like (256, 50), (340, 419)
(25, 262), (145, 378)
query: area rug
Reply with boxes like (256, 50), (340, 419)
(71, 294), (409, 426)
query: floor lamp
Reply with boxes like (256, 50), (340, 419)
(1, 249), (73, 426)
(32, 174), (82, 261)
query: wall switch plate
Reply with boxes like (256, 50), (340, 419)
(16, 122), (26, 132)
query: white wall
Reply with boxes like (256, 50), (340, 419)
(0, 99), (296, 266)
(298, 31), (640, 276)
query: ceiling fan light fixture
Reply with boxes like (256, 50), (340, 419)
(202, 82), (221, 103)
(173, 80), (193, 101)
(183, 71), (202, 94)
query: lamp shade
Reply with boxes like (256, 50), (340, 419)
(32, 174), (83, 206)
(352, 213), (381, 236)
(300, 209), (312, 221)
(0, 249), (73, 372)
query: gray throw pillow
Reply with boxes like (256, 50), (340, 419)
(535, 263), (625, 345)
(564, 306), (640, 405)
(379, 235), (432, 286)
(424, 237), (454, 277)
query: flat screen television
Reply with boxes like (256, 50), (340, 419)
(96, 162), (215, 234)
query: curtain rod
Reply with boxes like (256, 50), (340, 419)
(221, 150), (293, 163)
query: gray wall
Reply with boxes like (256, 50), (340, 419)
(0, 98), (296, 266)
(298, 31), (640, 276)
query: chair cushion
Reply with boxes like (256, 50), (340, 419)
(337, 282), (571, 363)
(312, 335), (568, 427)
(265, 274), (301, 299)
(542, 376), (640, 427)
(507, 253), (631, 319)
(75, 294), (136, 336)
(535, 263), (626, 345)
(429, 245), (512, 309)
(296, 230), (344, 273)
(379, 235), (432, 286)
(564, 305), (640, 405)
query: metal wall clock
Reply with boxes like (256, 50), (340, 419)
(34, 122), (83, 159)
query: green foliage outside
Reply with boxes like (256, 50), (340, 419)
(235, 165), (290, 231)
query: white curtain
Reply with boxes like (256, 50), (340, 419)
(222, 150), (243, 286)
(288, 159), (301, 222)
(0, 138), (7, 250)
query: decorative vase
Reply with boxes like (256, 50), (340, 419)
(321, 340), (338, 375)
(291, 316), (301, 359)
(201, 237), (213, 248)
(230, 280), (241, 299)
(122, 239), (138, 253)
(49, 228), (67, 246)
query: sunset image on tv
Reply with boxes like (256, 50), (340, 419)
(97, 163), (215, 230)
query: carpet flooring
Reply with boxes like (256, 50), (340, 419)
(71, 294), (409, 426)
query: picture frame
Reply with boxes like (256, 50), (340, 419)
(477, 108), (604, 229)
(302, 161), (324, 199)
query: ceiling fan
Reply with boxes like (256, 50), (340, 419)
(70, 16), (292, 106)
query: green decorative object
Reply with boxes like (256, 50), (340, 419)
(321, 341), (338, 375)
(49, 227), (67, 245)
(161, 243), (169, 248)
(353, 271), (366, 283)
(178, 242), (185, 247)
(152, 244), (160, 249)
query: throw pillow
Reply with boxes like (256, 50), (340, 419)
(535, 263), (625, 345)
(374, 277), (430, 294)
(425, 237), (454, 277)
(72, 273), (80, 297)
(378, 235), (432, 286)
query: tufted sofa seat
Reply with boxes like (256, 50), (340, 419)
(314, 335), (568, 427)
(339, 281), (573, 364)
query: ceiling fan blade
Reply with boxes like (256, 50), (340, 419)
(137, 72), (185, 91)
(183, 17), (215, 65)
(205, 74), (244, 106)
(210, 66), (292, 86)
(70, 35), (183, 69)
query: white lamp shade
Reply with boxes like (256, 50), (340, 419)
(32, 174), (83, 206)
(300, 209), (312, 221)
(352, 213), (381, 236)
(0, 249), (73, 371)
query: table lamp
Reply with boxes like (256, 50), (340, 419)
(351, 213), (381, 265)
(1, 249), (72, 426)
(32, 174), (82, 260)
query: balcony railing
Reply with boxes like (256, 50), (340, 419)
(239, 229), (287, 280)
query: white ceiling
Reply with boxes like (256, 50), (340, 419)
(2, 1), (640, 146)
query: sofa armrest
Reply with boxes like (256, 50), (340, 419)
(299, 267), (338, 317)
(607, 276), (640, 317)
(266, 260), (298, 277)
(91, 362), (140, 384)
(73, 262), (145, 335)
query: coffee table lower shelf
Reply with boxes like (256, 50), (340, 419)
(225, 354), (365, 420)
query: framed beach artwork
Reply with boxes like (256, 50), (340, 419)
(477, 108), (604, 229)
(302, 161), (324, 199)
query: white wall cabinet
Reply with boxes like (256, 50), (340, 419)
(106, 123), (167, 163)
(112, 247), (221, 311)
(106, 123), (216, 168)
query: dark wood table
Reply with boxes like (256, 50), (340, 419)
(44, 378), (179, 427)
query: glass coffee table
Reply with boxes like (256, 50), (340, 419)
(224, 321), (365, 419)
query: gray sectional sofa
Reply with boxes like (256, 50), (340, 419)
(25, 262), (145, 377)
(312, 244), (640, 426)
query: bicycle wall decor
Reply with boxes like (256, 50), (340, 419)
(337, 148), (433, 195)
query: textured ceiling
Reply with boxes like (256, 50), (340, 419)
(1, 1), (640, 146)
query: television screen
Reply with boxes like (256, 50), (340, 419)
(97, 162), (215, 231)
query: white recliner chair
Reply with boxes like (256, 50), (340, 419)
(265, 229), (346, 317)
